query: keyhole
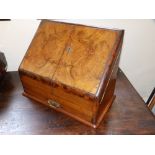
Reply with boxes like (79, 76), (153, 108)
(66, 46), (72, 53)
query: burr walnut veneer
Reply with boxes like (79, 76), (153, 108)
(19, 20), (124, 128)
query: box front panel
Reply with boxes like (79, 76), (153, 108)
(20, 75), (95, 123)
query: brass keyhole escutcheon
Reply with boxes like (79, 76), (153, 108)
(48, 99), (61, 108)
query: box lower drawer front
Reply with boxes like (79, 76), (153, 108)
(21, 75), (94, 123)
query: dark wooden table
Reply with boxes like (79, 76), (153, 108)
(0, 69), (155, 134)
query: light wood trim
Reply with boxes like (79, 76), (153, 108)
(148, 95), (155, 110)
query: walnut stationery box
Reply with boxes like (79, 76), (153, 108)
(19, 20), (124, 128)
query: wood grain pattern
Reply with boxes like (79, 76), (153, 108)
(20, 74), (94, 123)
(0, 70), (155, 134)
(20, 21), (74, 78)
(19, 20), (119, 95)
(19, 20), (124, 128)
(53, 25), (118, 94)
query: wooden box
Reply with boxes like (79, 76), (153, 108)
(0, 52), (7, 83)
(19, 20), (124, 128)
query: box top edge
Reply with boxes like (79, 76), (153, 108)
(41, 19), (125, 32)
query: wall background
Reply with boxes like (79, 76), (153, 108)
(0, 19), (155, 102)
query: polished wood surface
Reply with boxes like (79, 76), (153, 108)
(52, 25), (119, 95)
(0, 70), (155, 134)
(19, 20), (121, 95)
(19, 20), (124, 127)
(21, 75), (95, 127)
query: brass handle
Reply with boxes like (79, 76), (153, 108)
(48, 99), (61, 108)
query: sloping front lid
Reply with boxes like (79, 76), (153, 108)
(19, 20), (123, 100)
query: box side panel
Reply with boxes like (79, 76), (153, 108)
(95, 44), (122, 127)
(96, 30), (124, 102)
(88, 31), (124, 126)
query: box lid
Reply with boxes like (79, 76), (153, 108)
(19, 20), (124, 102)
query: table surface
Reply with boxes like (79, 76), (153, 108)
(0, 69), (155, 134)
